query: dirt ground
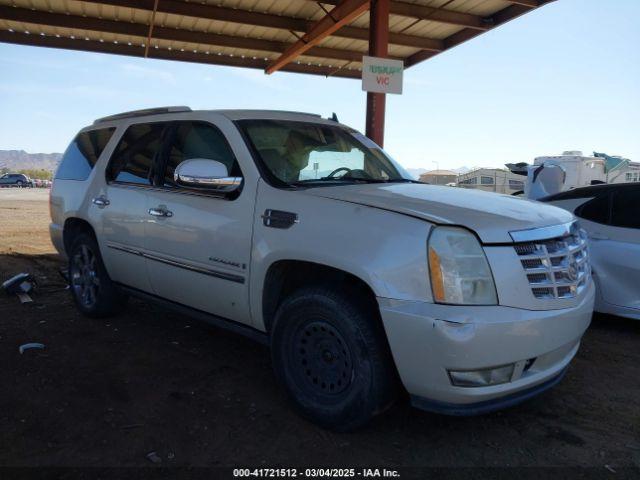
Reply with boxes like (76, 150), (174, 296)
(0, 188), (639, 472)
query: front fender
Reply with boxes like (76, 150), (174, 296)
(249, 181), (434, 330)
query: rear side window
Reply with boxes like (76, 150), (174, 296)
(611, 188), (640, 229)
(576, 194), (611, 224)
(106, 123), (165, 185)
(162, 122), (239, 187)
(55, 128), (115, 180)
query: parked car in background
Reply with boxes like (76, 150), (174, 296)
(32, 178), (52, 188)
(0, 173), (32, 187)
(50, 107), (594, 430)
(541, 183), (640, 320)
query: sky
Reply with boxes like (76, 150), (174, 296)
(0, 0), (638, 171)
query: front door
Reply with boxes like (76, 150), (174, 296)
(143, 120), (255, 324)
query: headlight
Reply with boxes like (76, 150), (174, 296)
(428, 226), (497, 305)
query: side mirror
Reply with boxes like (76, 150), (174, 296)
(174, 158), (242, 193)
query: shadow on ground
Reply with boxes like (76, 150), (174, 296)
(1, 253), (639, 468)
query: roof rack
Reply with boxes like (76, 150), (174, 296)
(94, 106), (192, 124)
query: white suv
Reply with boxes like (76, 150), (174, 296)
(50, 107), (594, 430)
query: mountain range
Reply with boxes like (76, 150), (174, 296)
(0, 150), (62, 172)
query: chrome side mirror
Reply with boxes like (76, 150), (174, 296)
(174, 158), (242, 193)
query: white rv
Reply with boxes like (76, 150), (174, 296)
(525, 151), (606, 200)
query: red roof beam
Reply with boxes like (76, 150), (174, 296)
(265, 0), (370, 75)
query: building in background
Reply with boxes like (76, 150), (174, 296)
(593, 152), (640, 184)
(457, 168), (525, 194)
(419, 169), (458, 185)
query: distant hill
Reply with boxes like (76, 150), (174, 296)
(406, 168), (428, 179)
(0, 150), (62, 172)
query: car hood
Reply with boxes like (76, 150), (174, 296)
(301, 183), (574, 243)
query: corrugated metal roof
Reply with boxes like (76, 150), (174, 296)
(0, 0), (554, 78)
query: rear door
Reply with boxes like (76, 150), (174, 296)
(576, 188), (640, 311)
(143, 119), (255, 324)
(93, 122), (167, 293)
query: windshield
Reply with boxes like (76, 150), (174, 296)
(238, 119), (413, 186)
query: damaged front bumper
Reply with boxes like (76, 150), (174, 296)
(377, 282), (594, 414)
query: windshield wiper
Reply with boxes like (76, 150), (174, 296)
(385, 178), (422, 184)
(330, 177), (422, 184)
(290, 178), (359, 185)
(290, 177), (421, 187)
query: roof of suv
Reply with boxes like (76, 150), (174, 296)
(94, 106), (329, 126)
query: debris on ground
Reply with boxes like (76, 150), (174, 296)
(19, 343), (45, 354)
(17, 293), (33, 303)
(2, 273), (37, 302)
(146, 451), (162, 464)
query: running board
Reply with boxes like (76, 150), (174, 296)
(116, 283), (269, 346)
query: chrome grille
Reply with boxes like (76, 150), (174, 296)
(513, 224), (590, 300)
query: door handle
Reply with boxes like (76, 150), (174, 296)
(590, 232), (609, 241)
(148, 206), (173, 218)
(92, 196), (110, 208)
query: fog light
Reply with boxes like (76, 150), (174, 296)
(448, 364), (515, 387)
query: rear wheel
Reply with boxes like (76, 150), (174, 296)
(16, 180), (23, 188)
(270, 286), (397, 431)
(68, 232), (128, 318)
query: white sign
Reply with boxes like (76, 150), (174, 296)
(362, 56), (404, 95)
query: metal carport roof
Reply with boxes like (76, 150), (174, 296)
(0, 0), (554, 79)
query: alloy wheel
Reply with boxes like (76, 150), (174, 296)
(70, 244), (100, 308)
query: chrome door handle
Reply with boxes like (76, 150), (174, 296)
(92, 196), (110, 208)
(148, 206), (173, 218)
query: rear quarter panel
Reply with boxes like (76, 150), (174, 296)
(49, 124), (125, 258)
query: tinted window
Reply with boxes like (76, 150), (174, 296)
(162, 122), (239, 187)
(55, 128), (115, 181)
(611, 188), (640, 229)
(107, 123), (165, 185)
(576, 194), (610, 224)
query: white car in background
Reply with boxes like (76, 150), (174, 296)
(541, 183), (640, 320)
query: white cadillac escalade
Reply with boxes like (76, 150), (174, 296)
(50, 107), (594, 430)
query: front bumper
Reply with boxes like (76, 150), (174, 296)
(378, 282), (594, 413)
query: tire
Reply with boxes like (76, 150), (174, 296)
(68, 232), (128, 318)
(270, 286), (397, 431)
(16, 180), (23, 188)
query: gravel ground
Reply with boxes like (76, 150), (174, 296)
(0, 188), (639, 472)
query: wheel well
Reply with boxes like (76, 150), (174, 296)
(63, 218), (96, 256)
(262, 260), (379, 334)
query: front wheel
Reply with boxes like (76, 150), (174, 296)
(270, 287), (397, 431)
(68, 232), (128, 318)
